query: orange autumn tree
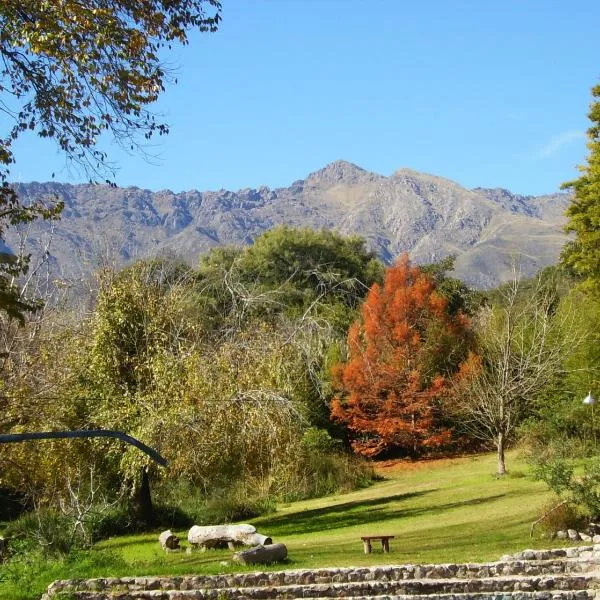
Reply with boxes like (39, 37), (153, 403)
(331, 254), (475, 457)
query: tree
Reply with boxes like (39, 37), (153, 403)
(561, 83), (600, 287)
(196, 227), (384, 335)
(0, 0), (221, 319)
(194, 228), (385, 428)
(331, 254), (474, 458)
(420, 255), (486, 317)
(453, 273), (577, 475)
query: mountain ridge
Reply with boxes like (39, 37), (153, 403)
(7, 161), (571, 289)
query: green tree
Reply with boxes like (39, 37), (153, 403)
(0, 0), (221, 319)
(562, 83), (600, 287)
(197, 227), (384, 335)
(421, 255), (485, 317)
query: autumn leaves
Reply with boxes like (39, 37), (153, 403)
(331, 255), (476, 458)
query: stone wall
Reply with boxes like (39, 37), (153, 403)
(43, 546), (600, 600)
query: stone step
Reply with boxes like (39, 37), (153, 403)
(87, 594), (598, 600)
(44, 573), (598, 600)
(293, 594), (596, 600)
(505, 549), (597, 562)
(44, 560), (599, 598)
(47, 593), (598, 600)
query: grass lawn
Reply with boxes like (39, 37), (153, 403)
(0, 450), (572, 600)
(100, 450), (565, 570)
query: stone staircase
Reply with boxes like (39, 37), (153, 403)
(42, 546), (600, 600)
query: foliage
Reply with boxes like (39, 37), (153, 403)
(196, 226), (384, 335)
(532, 454), (600, 520)
(535, 498), (584, 536)
(452, 271), (579, 475)
(193, 228), (385, 429)
(562, 83), (600, 289)
(0, 0), (221, 179)
(331, 254), (474, 457)
(0, 196), (62, 322)
(501, 268), (600, 457)
(4, 509), (76, 556)
(421, 254), (486, 316)
(0, 0), (220, 321)
(0, 231), (384, 538)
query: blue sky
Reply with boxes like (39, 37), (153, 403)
(6, 0), (600, 195)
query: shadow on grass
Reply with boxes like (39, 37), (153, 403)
(255, 491), (514, 536)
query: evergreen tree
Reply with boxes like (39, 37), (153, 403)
(562, 83), (600, 287)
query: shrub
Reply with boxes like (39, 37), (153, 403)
(4, 503), (139, 553)
(153, 479), (277, 526)
(302, 428), (340, 453)
(4, 509), (75, 556)
(536, 499), (585, 535)
(278, 448), (377, 502)
(532, 452), (600, 521)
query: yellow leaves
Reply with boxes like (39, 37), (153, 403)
(1, 0), (221, 190)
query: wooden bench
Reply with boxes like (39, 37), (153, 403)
(360, 535), (394, 554)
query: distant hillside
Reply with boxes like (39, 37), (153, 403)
(7, 161), (571, 288)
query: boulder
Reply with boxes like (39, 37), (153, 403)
(158, 530), (180, 551)
(568, 529), (580, 541)
(233, 543), (287, 565)
(188, 524), (272, 550)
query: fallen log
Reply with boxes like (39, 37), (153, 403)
(158, 530), (180, 551)
(188, 524), (272, 550)
(233, 543), (287, 565)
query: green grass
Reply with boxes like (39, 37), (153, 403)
(0, 451), (574, 600)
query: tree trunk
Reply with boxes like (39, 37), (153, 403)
(132, 468), (154, 526)
(496, 432), (506, 476)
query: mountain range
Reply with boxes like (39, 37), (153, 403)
(7, 160), (571, 288)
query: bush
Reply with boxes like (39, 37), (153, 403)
(302, 428), (340, 453)
(4, 509), (75, 556)
(200, 493), (277, 524)
(4, 503), (139, 553)
(153, 479), (277, 526)
(536, 499), (585, 535)
(278, 448), (377, 502)
(532, 452), (600, 521)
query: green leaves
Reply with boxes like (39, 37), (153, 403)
(0, 0), (220, 320)
(562, 84), (600, 288)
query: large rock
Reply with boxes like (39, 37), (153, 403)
(568, 529), (580, 541)
(233, 543), (287, 565)
(158, 530), (180, 551)
(188, 524), (272, 550)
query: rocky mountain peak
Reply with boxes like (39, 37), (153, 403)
(305, 160), (379, 187)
